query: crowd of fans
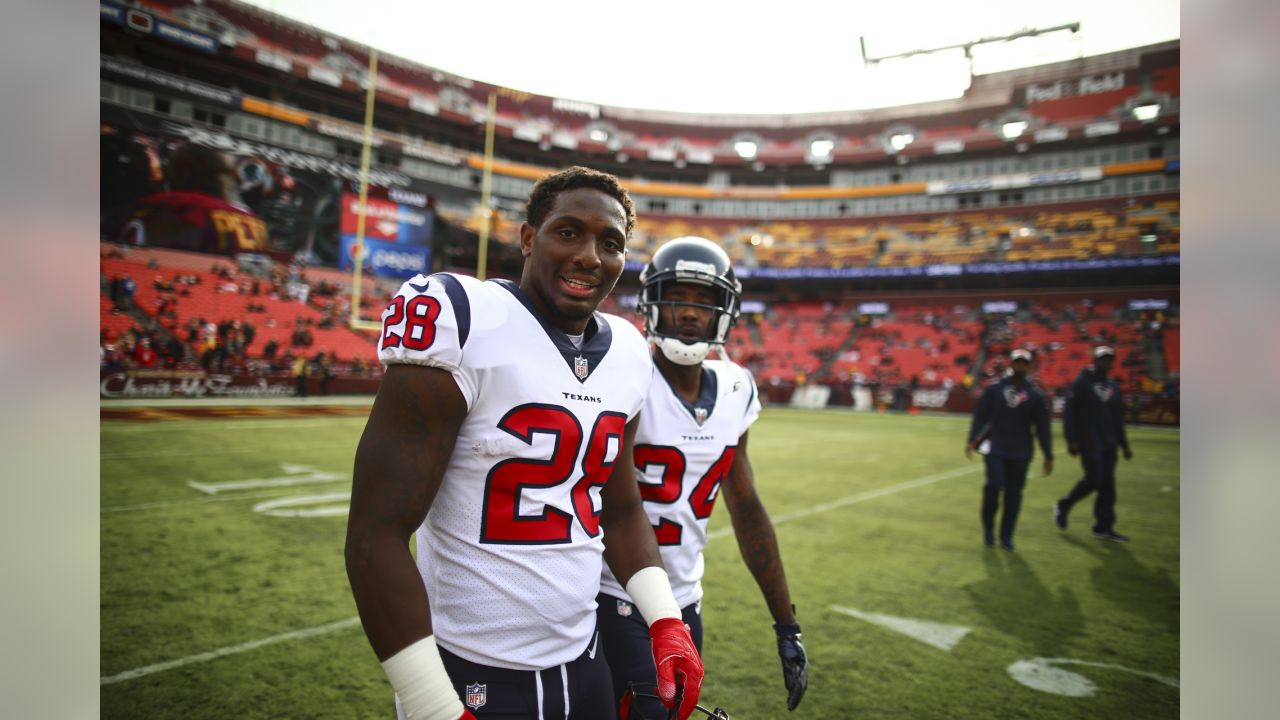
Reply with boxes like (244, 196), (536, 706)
(100, 247), (385, 383)
(100, 242), (1177, 412)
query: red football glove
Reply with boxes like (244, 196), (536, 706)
(649, 617), (704, 720)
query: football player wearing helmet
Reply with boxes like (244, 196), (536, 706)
(599, 237), (808, 718)
(346, 168), (705, 720)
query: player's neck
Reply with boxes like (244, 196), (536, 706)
(655, 351), (702, 404)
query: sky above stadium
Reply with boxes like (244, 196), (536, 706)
(239, 0), (1179, 115)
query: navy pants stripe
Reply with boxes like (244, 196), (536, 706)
(427, 634), (616, 719)
(982, 455), (1031, 543)
(1061, 449), (1119, 533)
(597, 594), (703, 720)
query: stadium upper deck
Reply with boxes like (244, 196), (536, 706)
(99, 0), (1178, 286)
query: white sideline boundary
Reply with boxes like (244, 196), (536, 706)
(100, 616), (361, 685)
(104, 464), (978, 686)
(707, 464), (980, 540)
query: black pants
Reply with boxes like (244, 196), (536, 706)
(982, 455), (1031, 543)
(597, 593), (703, 720)
(1061, 449), (1119, 532)
(402, 634), (616, 719)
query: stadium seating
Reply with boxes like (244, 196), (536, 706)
(100, 244), (385, 366)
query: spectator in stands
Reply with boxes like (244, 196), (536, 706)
(162, 335), (185, 369)
(101, 343), (125, 373)
(133, 338), (158, 369)
(312, 352), (332, 396)
(1054, 346), (1134, 542)
(115, 274), (136, 311)
(965, 349), (1053, 550)
(292, 354), (309, 397)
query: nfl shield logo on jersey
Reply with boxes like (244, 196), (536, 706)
(694, 407), (709, 425)
(574, 355), (589, 380)
(465, 683), (487, 710)
(617, 599), (633, 617)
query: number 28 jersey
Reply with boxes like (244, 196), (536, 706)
(378, 273), (652, 671)
(600, 359), (761, 608)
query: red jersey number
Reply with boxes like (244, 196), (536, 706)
(481, 405), (626, 544)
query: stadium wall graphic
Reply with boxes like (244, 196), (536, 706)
(99, 370), (379, 399)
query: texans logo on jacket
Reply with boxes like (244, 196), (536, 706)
(1003, 386), (1030, 408)
(1093, 383), (1115, 402)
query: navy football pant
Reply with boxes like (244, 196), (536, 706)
(982, 455), (1031, 543)
(596, 593), (703, 720)
(1061, 449), (1119, 532)
(404, 630), (615, 719)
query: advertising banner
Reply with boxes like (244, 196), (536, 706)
(101, 371), (298, 399)
(339, 235), (430, 278)
(100, 370), (380, 398)
(339, 193), (432, 244)
(925, 167), (1103, 195)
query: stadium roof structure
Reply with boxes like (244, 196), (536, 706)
(236, 0), (1178, 117)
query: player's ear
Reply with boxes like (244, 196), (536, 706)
(519, 222), (536, 258)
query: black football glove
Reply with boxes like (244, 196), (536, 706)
(774, 622), (808, 711)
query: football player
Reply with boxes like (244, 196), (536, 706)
(598, 237), (808, 717)
(346, 167), (704, 720)
(965, 348), (1054, 551)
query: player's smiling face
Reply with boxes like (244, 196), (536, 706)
(519, 188), (627, 334)
(659, 283), (717, 342)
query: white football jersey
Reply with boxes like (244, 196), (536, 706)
(600, 359), (761, 608)
(378, 273), (652, 671)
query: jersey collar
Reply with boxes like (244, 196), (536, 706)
(657, 362), (718, 425)
(495, 280), (613, 384)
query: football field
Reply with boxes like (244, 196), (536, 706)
(101, 405), (1180, 719)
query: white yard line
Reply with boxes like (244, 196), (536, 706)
(100, 616), (361, 685)
(102, 444), (346, 461)
(102, 485), (347, 514)
(708, 464), (981, 540)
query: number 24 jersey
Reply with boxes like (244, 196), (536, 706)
(600, 359), (761, 608)
(378, 273), (652, 671)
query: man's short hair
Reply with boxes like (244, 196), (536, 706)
(525, 166), (636, 238)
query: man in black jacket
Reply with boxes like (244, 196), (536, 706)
(966, 349), (1054, 550)
(1055, 346), (1134, 542)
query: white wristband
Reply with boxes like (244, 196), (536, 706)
(381, 636), (464, 720)
(625, 566), (682, 626)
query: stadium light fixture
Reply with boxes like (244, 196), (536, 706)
(734, 140), (759, 159)
(889, 133), (914, 152)
(809, 139), (835, 159)
(1001, 121), (1028, 140)
(1133, 103), (1160, 122)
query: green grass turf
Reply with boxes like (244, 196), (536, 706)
(101, 408), (1179, 719)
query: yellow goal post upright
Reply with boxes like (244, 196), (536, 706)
(348, 47), (385, 332)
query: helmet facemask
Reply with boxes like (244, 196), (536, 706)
(639, 276), (740, 366)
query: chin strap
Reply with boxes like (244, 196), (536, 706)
(655, 336), (711, 365)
